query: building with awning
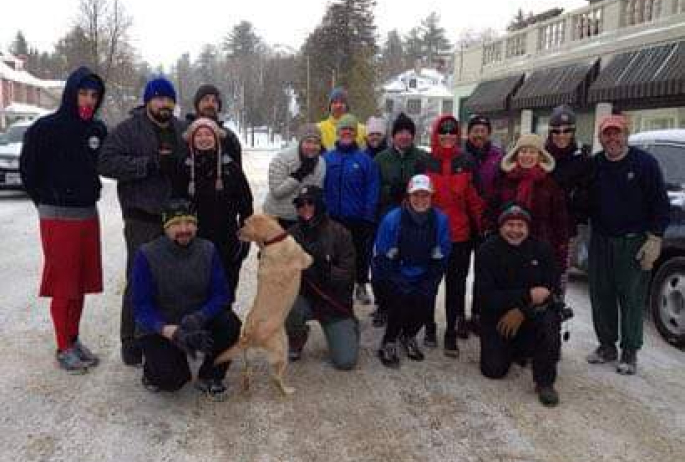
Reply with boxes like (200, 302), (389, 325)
(452, 0), (685, 149)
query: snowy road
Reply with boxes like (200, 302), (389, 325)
(0, 150), (684, 462)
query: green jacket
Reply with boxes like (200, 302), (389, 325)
(374, 145), (429, 220)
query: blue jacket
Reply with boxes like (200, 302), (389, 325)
(324, 142), (380, 222)
(373, 206), (451, 296)
(19, 66), (107, 206)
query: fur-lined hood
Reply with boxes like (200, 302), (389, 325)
(501, 133), (555, 172)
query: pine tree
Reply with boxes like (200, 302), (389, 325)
(10, 31), (29, 57)
(403, 27), (424, 69)
(380, 30), (405, 81)
(420, 12), (451, 66)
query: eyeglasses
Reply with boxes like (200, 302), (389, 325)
(438, 120), (459, 135)
(550, 128), (575, 135)
(294, 198), (315, 208)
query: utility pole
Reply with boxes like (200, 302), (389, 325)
(306, 55), (311, 122)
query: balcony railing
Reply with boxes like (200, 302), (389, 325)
(476, 0), (683, 69)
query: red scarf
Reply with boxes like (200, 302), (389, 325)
(507, 165), (547, 210)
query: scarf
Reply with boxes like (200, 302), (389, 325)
(545, 139), (577, 162)
(507, 165), (547, 210)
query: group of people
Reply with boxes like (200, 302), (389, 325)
(19, 66), (670, 407)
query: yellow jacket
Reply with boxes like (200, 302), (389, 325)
(318, 115), (366, 151)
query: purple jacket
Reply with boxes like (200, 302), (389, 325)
(463, 140), (503, 202)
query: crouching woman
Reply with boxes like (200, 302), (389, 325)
(373, 174), (451, 368)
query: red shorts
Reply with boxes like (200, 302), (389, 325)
(39, 217), (103, 298)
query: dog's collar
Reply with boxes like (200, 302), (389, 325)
(263, 231), (289, 247)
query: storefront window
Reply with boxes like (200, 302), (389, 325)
(625, 107), (684, 133)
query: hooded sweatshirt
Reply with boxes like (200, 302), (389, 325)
(20, 66), (107, 208)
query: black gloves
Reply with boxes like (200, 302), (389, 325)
(172, 327), (213, 359)
(291, 156), (319, 182)
(180, 311), (207, 332)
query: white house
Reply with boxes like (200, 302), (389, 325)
(381, 67), (454, 145)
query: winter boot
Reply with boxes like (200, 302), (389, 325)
(456, 317), (469, 339)
(423, 322), (437, 348)
(141, 374), (160, 393)
(399, 335), (425, 361)
(586, 344), (618, 364)
(443, 330), (459, 358)
(468, 315), (481, 337)
(536, 384), (560, 407)
(121, 341), (143, 367)
(616, 349), (637, 375)
(378, 342), (400, 368)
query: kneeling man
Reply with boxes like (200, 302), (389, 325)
(133, 199), (241, 398)
(286, 186), (359, 370)
(475, 203), (562, 407)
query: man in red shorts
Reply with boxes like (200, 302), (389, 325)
(20, 66), (107, 374)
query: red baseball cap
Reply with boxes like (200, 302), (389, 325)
(599, 115), (628, 133)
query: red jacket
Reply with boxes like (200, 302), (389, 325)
(420, 115), (485, 243)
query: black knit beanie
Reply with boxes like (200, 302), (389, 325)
(193, 84), (222, 113)
(392, 112), (416, 137)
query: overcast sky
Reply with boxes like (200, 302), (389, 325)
(2, 0), (587, 68)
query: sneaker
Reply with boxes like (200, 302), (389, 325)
(378, 342), (400, 368)
(443, 330), (459, 358)
(56, 348), (89, 374)
(399, 335), (425, 361)
(423, 323), (437, 348)
(456, 317), (470, 340)
(121, 342), (143, 367)
(73, 340), (99, 368)
(586, 344), (618, 364)
(355, 284), (372, 305)
(141, 375), (160, 393)
(536, 384), (560, 407)
(617, 349), (637, 375)
(372, 307), (387, 328)
(195, 377), (228, 401)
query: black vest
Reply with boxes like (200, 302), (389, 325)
(141, 236), (215, 324)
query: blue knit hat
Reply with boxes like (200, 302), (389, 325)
(143, 76), (176, 104)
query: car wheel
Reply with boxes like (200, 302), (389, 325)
(650, 256), (685, 347)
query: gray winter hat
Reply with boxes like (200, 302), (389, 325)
(549, 104), (576, 127)
(297, 123), (322, 142)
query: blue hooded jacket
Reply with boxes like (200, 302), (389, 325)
(323, 142), (380, 222)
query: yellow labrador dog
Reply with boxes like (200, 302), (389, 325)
(215, 214), (312, 395)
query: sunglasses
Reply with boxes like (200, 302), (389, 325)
(294, 198), (315, 208)
(438, 121), (459, 135)
(550, 127), (575, 135)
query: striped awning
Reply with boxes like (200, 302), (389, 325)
(588, 41), (685, 103)
(512, 60), (599, 109)
(464, 74), (524, 114)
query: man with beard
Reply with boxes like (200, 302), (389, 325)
(20, 66), (107, 374)
(99, 76), (187, 366)
(318, 87), (366, 151)
(285, 186), (359, 370)
(132, 199), (241, 398)
(475, 204), (562, 407)
(185, 84), (243, 169)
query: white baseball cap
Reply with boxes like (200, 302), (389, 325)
(407, 174), (434, 194)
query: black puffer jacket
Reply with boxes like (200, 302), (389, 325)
(20, 66), (107, 206)
(545, 140), (595, 235)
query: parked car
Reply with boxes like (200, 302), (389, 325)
(0, 120), (32, 190)
(574, 129), (685, 347)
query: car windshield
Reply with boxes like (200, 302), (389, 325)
(5, 125), (28, 143)
(638, 143), (685, 189)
